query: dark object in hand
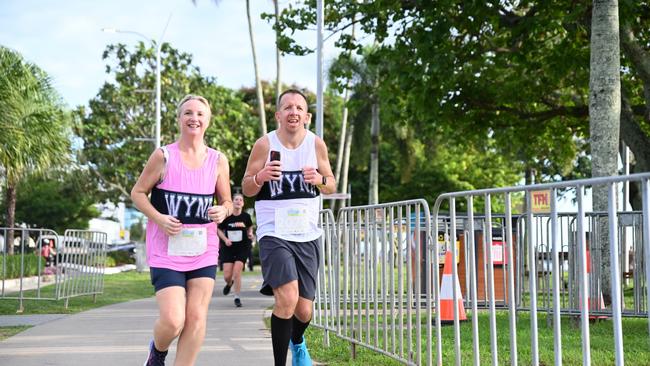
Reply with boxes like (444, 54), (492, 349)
(270, 150), (281, 161)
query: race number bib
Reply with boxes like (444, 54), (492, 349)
(226, 230), (243, 242)
(275, 207), (310, 235)
(168, 227), (207, 256)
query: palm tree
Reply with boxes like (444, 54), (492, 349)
(274, 0), (282, 105)
(192, 0), (267, 135)
(0, 46), (71, 254)
(246, 0), (267, 134)
(329, 47), (382, 205)
(589, 0), (621, 305)
(331, 22), (356, 211)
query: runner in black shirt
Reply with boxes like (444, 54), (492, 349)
(217, 193), (254, 307)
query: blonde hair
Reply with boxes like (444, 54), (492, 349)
(176, 94), (212, 119)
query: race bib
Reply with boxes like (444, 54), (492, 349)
(275, 207), (310, 235)
(226, 230), (243, 242)
(168, 227), (207, 256)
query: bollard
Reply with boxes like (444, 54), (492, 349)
(135, 241), (149, 272)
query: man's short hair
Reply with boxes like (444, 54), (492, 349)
(276, 89), (309, 111)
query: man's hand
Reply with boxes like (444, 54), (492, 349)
(302, 166), (322, 186)
(257, 160), (283, 183)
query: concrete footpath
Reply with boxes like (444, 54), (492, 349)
(0, 274), (278, 365)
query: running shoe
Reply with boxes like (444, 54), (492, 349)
(222, 281), (233, 296)
(234, 297), (242, 307)
(289, 336), (312, 366)
(144, 340), (167, 366)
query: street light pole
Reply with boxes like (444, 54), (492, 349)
(155, 43), (161, 149)
(101, 14), (171, 149)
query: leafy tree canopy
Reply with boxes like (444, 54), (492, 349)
(269, 0), (650, 193)
(1, 171), (100, 233)
(74, 42), (259, 204)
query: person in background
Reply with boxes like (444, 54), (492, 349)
(40, 239), (55, 267)
(247, 238), (256, 272)
(242, 89), (336, 366)
(131, 94), (232, 366)
(217, 192), (254, 307)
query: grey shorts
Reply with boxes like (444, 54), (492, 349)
(259, 236), (320, 300)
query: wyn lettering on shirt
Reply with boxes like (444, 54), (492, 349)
(269, 172), (318, 198)
(164, 193), (212, 220)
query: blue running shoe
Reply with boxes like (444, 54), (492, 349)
(289, 336), (312, 366)
(144, 340), (167, 366)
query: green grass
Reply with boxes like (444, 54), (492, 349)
(306, 327), (403, 365)
(0, 270), (153, 315)
(0, 326), (30, 341)
(305, 311), (650, 365)
(0, 271), (153, 341)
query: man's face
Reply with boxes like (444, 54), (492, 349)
(275, 93), (311, 132)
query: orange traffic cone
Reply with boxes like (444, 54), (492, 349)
(439, 250), (467, 324)
(583, 249), (607, 321)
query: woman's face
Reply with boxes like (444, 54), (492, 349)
(178, 99), (210, 138)
(233, 195), (244, 209)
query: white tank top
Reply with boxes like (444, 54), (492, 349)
(254, 130), (323, 242)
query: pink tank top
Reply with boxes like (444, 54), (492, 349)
(145, 142), (220, 271)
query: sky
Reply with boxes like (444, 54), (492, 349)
(0, 0), (338, 108)
(0, 0), (607, 213)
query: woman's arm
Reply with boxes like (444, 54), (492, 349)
(131, 149), (182, 236)
(208, 153), (233, 224)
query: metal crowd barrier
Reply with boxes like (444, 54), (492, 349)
(516, 211), (647, 318)
(312, 172), (650, 366)
(313, 199), (432, 365)
(314, 208), (338, 347)
(1, 227), (108, 311)
(57, 229), (108, 308)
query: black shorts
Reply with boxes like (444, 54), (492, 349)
(220, 244), (251, 264)
(150, 265), (217, 292)
(259, 236), (320, 300)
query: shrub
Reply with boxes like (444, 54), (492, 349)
(0, 254), (46, 279)
(104, 256), (116, 267)
(106, 250), (135, 266)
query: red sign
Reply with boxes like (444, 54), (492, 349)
(491, 240), (506, 265)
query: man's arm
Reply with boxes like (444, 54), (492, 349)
(242, 137), (268, 197)
(315, 137), (336, 194)
(242, 136), (282, 196)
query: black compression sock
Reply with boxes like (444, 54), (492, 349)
(271, 313), (293, 366)
(291, 315), (311, 344)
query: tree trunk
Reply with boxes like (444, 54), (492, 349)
(4, 182), (16, 255)
(274, 0), (281, 107)
(523, 167), (536, 213)
(339, 117), (354, 210)
(620, 93), (650, 210)
(368, 100), (379, 205)
(246, 0), (267, 135)
(619, 24), (650, 210)
(331, 23), (356, 212)
(589, 0), (621, 305)
(331, 87), (350, 210)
